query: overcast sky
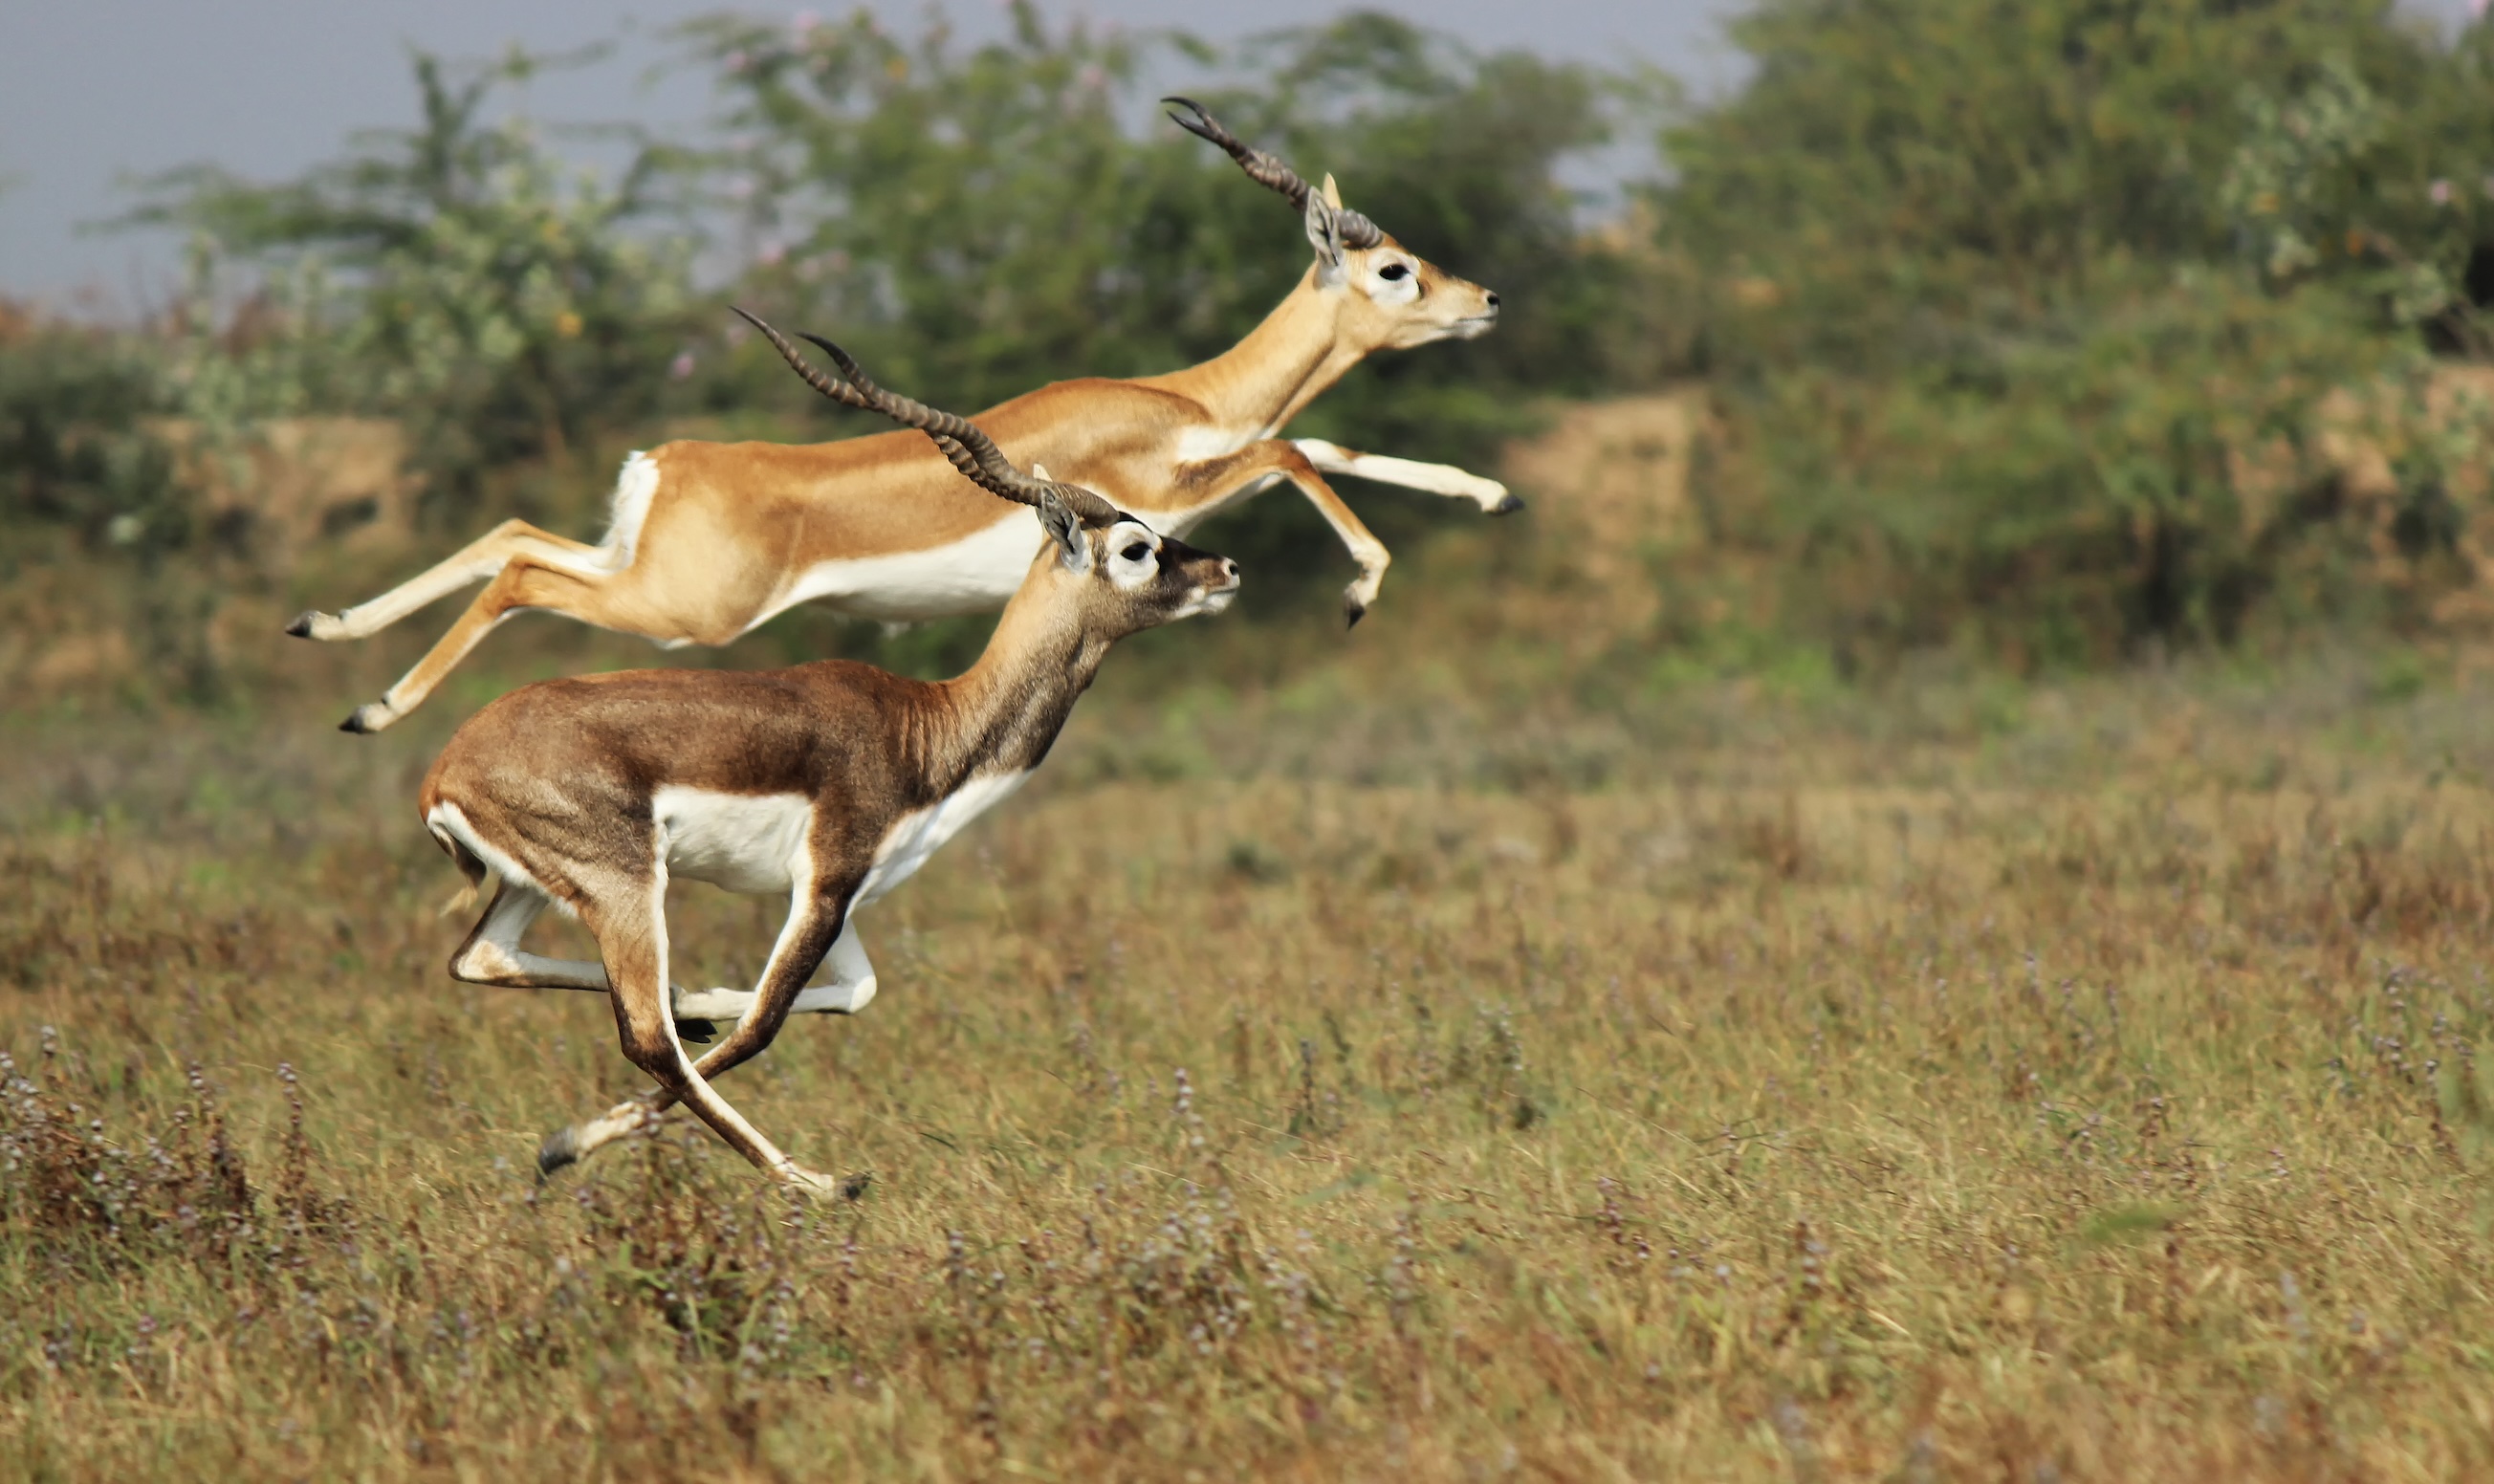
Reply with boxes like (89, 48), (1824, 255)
(0, 1), (2476, 313)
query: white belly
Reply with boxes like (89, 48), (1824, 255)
(857, 770), (1030, 905)
(654, 787), (812, 895)
(773, 512), (1047, 624)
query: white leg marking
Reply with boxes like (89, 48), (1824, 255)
(1294, 438), (1513, 511)
(642, 863), (799, 1169)
(353, 609), (523, 730)
(326, 536), (593, 641)
(453, 884), (611, 990)
(670, 919), (878, 1021)
(427, 816), (616, 993)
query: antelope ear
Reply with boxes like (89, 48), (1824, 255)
(1320, 172), (1344, 209)
(1304, 194), (1346, 278)
(1038, 488), (1090, 573)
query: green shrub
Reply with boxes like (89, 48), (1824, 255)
(1645, 0), (2494, 664)
(1717, 276), (2427, 667)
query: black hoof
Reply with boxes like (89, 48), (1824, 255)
(1345, 600), (1367, 629)
(675, 1018), (718, 1044)
(339, 710), (372, 734)
(838, 1171), (873, 1201)
(284, 611), (319, 638)
(1490, 492), (1525, 516)
(536, 1127), (580, 1181)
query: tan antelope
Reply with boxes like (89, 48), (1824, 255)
(420, 326), (1239, 1190)
(297, 98), (1507, 733)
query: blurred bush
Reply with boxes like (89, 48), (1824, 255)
(1645, 0), (2494, 666)
(0, 311), (179, 552)
(123, 48), (702, 517)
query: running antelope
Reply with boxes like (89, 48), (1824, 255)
(421, 329), (1239, 1190)
(299, 98), (1506, 733)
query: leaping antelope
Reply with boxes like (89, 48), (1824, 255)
(297, 98), (1509, 733)
(420, 327), (1239, 1190)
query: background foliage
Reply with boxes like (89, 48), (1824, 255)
(1649, 0), (2494, 667)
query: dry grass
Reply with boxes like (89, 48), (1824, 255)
(6, 639), (2494, 1482)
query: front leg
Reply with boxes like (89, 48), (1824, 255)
(559, 880), (844, 1195)
(1292, 438), (1522, 515)
(540, 877), (861, 1181)
(1177, 442), (1391, 625)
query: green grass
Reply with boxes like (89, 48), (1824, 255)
(8, 627), (2494, 1479)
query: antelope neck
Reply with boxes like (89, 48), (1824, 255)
(1151, 268), (1367, 434)
(922, 573), (1106, 779)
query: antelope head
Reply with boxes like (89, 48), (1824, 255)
(1166, 97), (1500, 352)
(738, 311), (1241, 637)
(1020, 478), (1243, 636)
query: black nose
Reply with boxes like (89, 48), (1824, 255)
(1220, 558), (1240, 580)
(1485, 293), (1499, 310)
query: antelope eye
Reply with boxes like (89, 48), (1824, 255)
(1378, 263), (1410, 281)
(1120, 542), (1151, 563)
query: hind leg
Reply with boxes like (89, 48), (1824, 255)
(290, 519), (606, 642)
(445, 875), (722, 1041)
(342, 558), (611, 733)
(448, 879), (608, 990)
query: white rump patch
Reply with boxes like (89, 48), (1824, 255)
(858, 770), (1031, 906)
(654, 788), (813, 895)
(598, 452), (660, 572)
(426, 802), (575, 918)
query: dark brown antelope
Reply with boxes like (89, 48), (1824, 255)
(418, 327), (1239, 1190)
(298, 98), (1505, 732)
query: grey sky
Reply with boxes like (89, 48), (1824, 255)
(0, 1), (1739, 313)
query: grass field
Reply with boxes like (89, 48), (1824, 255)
(7, 588), (2494, 1480)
